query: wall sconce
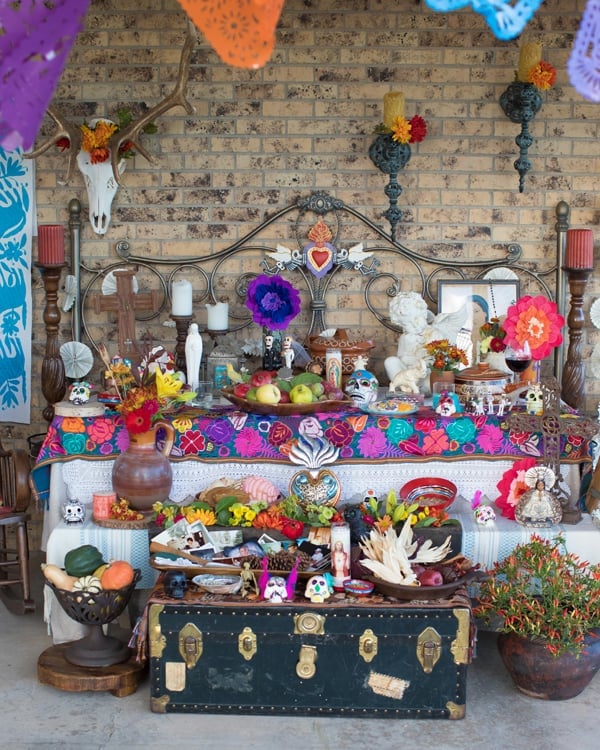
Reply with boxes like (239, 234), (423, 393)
(369, 91), (427, 241)
(500, 42), (556, 193)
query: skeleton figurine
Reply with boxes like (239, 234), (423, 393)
(345, 369), (378, 407)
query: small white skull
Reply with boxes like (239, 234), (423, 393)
(305, 574), (331, 603)
(69, 381), (92, 405)
(62, 499), (86, 524)
(263, 575), (288, 602)
(525, 385), (544, 416)
(475, 505), (496, 526)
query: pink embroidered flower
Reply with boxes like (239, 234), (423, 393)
(357, 427), (388, 458)
(422, 428), (449, 455)
(503, 295), (564, 360)
(476, 424), (505, 454)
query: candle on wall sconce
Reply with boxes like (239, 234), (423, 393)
(171, 279), (193, 316)
(206, 300), (229, 331)
(566, 228), (594, 270)
(37, 224), (65, 265)
(383, 91), (405, 129)
(517, 41), (542, 82)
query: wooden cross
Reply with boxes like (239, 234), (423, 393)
(92, 269), (158, 364)
(507, 376), (598, 524)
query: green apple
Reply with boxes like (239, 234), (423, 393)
(246, 388), (258, 401)
(310, 382), (325, 398)
(290, 384), (314, 404)
(255, 383), (281, 404)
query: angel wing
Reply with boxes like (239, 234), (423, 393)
(424, 305), (469, 344)
(265, 244), (297, 271)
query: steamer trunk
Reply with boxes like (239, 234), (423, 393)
(149, 591), (473, 718)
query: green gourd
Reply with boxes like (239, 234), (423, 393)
(64, 544), (105, 577)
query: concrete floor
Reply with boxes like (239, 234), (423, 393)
(1, 552), (598, 750)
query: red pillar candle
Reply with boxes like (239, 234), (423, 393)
(37, 224), (65, 265)
(566, 228), (594, 269)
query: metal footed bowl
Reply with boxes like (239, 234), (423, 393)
(46, 569), (141, 625)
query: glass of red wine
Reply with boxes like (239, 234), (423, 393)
(504, 340), (532, 383)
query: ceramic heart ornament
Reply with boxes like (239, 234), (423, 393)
(289, 468), (341, 507)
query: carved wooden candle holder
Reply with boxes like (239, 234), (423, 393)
(36, 262), (68, 422)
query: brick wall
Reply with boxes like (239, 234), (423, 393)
(17, 0), (600, 444)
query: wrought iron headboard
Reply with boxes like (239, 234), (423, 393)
(65, 192), (572, 395)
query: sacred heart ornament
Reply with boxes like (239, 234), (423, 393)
(289, 468), (341, 507)
(306, 245), (334, 277)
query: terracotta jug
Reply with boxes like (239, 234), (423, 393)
(112, 421), (175, 510)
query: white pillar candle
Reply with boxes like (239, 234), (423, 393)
(206, 301), (229, 331)
(171, 279), (193, 316)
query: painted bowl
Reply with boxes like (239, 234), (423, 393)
(399, 477), (457, 511)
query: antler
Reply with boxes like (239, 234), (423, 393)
(24, 107), (82, 185)
(108, 21), (198, 184)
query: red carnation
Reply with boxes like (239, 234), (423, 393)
(409, 115), (427, 144)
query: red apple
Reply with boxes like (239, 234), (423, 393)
(417, 569), (444, 587)
(250, 370), (274, 387)
(278, 389), (291, 403)
(233, 383), (252, 398)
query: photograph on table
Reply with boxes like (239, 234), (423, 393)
(437, 279), (520, 367)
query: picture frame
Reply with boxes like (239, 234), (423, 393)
(437, 279), (520, 366)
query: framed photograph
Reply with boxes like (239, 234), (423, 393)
(437, 279), (520, 366)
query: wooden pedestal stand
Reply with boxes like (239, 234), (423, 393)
(36, 263), (68, 422)
(38, 644), (146, 697)
(561, 267), (592, 411)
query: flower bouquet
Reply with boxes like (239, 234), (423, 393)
(425, 339), (468, 372)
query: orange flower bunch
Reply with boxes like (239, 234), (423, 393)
(527, 60), (557, 91)
(390, 114), (427, 145)
(425, 339), (468, 372)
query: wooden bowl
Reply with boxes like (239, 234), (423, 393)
(221, 388), (352, 415)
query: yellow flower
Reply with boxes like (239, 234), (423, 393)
(185, 507), (217, 526)
(391, 115), (411, 144)
(172, 416), (192, 433)
(80, 120), (118, 152)
(155, 369), (184, 399)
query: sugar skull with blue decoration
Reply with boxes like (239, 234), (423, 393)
(345, 369), (379, 406)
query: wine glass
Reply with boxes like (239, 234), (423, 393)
(504, 341), (532, 383)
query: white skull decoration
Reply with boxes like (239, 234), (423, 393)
(305, 575), (331, 603)
(525, 385), (544, 416)
(474, 504), (496, 526)
(76, 119), (126, 235)
(263, 575), (289, 603)
(345, 369), (379, 407)
(62, 499), (86, 525)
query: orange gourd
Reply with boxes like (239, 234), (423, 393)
(100, 560), (135, 590)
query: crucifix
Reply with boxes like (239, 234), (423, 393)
(508, 377), (598, 524)
(92, 269), (158, 365)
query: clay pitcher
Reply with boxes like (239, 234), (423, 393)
(112, 421), (175, 510)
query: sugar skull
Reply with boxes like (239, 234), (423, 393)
(62, 499), (86, 525)
(345, 369), (379, 406)
(525, 385), (544, 416)
(263, 575), (289, 602)
(164, 570), (188, 599)
(69, 381), (92, 405)
(475, 505), (496, 526)
(305, 574), (332, 603)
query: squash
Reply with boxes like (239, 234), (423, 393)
(72, 575), (103, 593)
(64, 544), (105, 577)
(100, 560), (135, 590)
(41, 563), (77, 592)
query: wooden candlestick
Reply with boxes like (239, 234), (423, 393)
(561, 267), (592, 411)
(171, 314), (193, 374)
(36, 263), (68, 422)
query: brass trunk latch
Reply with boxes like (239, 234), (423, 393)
(359, 628), (378, 662)
(238, 627), (257, 660)
(178, 622), (203, 669)
(296, 644), (317, 679)
(416, 626), (441, 673)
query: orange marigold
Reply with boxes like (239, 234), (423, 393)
(391, 116), (412, 144)
(527, 61), (556, 91)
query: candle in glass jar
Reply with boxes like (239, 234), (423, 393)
(92, 492), (116, 520)
(566, 229), (594, 269)
(383, 91), (405, 129)
(517, 41), (542, 83)
(330, 521), (351, 591)
(37, 224), (65, 264)
(171, 279), (193, 316)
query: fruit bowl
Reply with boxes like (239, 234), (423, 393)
(220, 388), (352, 415)
(364, 567), (481, 600)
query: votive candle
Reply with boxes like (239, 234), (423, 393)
(383, 91), (405, 129)
(517, 41), (542, 83)
(37, 224), (65, 265)
(566, 228), (595, 269)
(171, 279), (193, 316)
(93, 492), (116, 520)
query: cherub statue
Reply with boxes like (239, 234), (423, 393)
(384, 291), (468, 386)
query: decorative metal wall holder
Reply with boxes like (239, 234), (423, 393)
(368, 135), (411, 241)
(499, 81), (543, 193)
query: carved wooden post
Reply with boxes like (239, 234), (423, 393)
(561, 268), (592, 411)
(36, 263), (67, 422)
(171, 314), (193, 375)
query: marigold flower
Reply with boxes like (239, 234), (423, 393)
(391, 115), (412, 144)
(527, 60), (557, 91)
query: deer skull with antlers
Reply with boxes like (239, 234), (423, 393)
(26, 23), (197, 235)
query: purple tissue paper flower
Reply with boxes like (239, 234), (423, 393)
(246, 273), (301, 330)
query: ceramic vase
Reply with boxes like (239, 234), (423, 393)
(112, 421), (175, 510)
(497, 629), (600, 700)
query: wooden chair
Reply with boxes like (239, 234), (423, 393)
(0, 438), (35, 614)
